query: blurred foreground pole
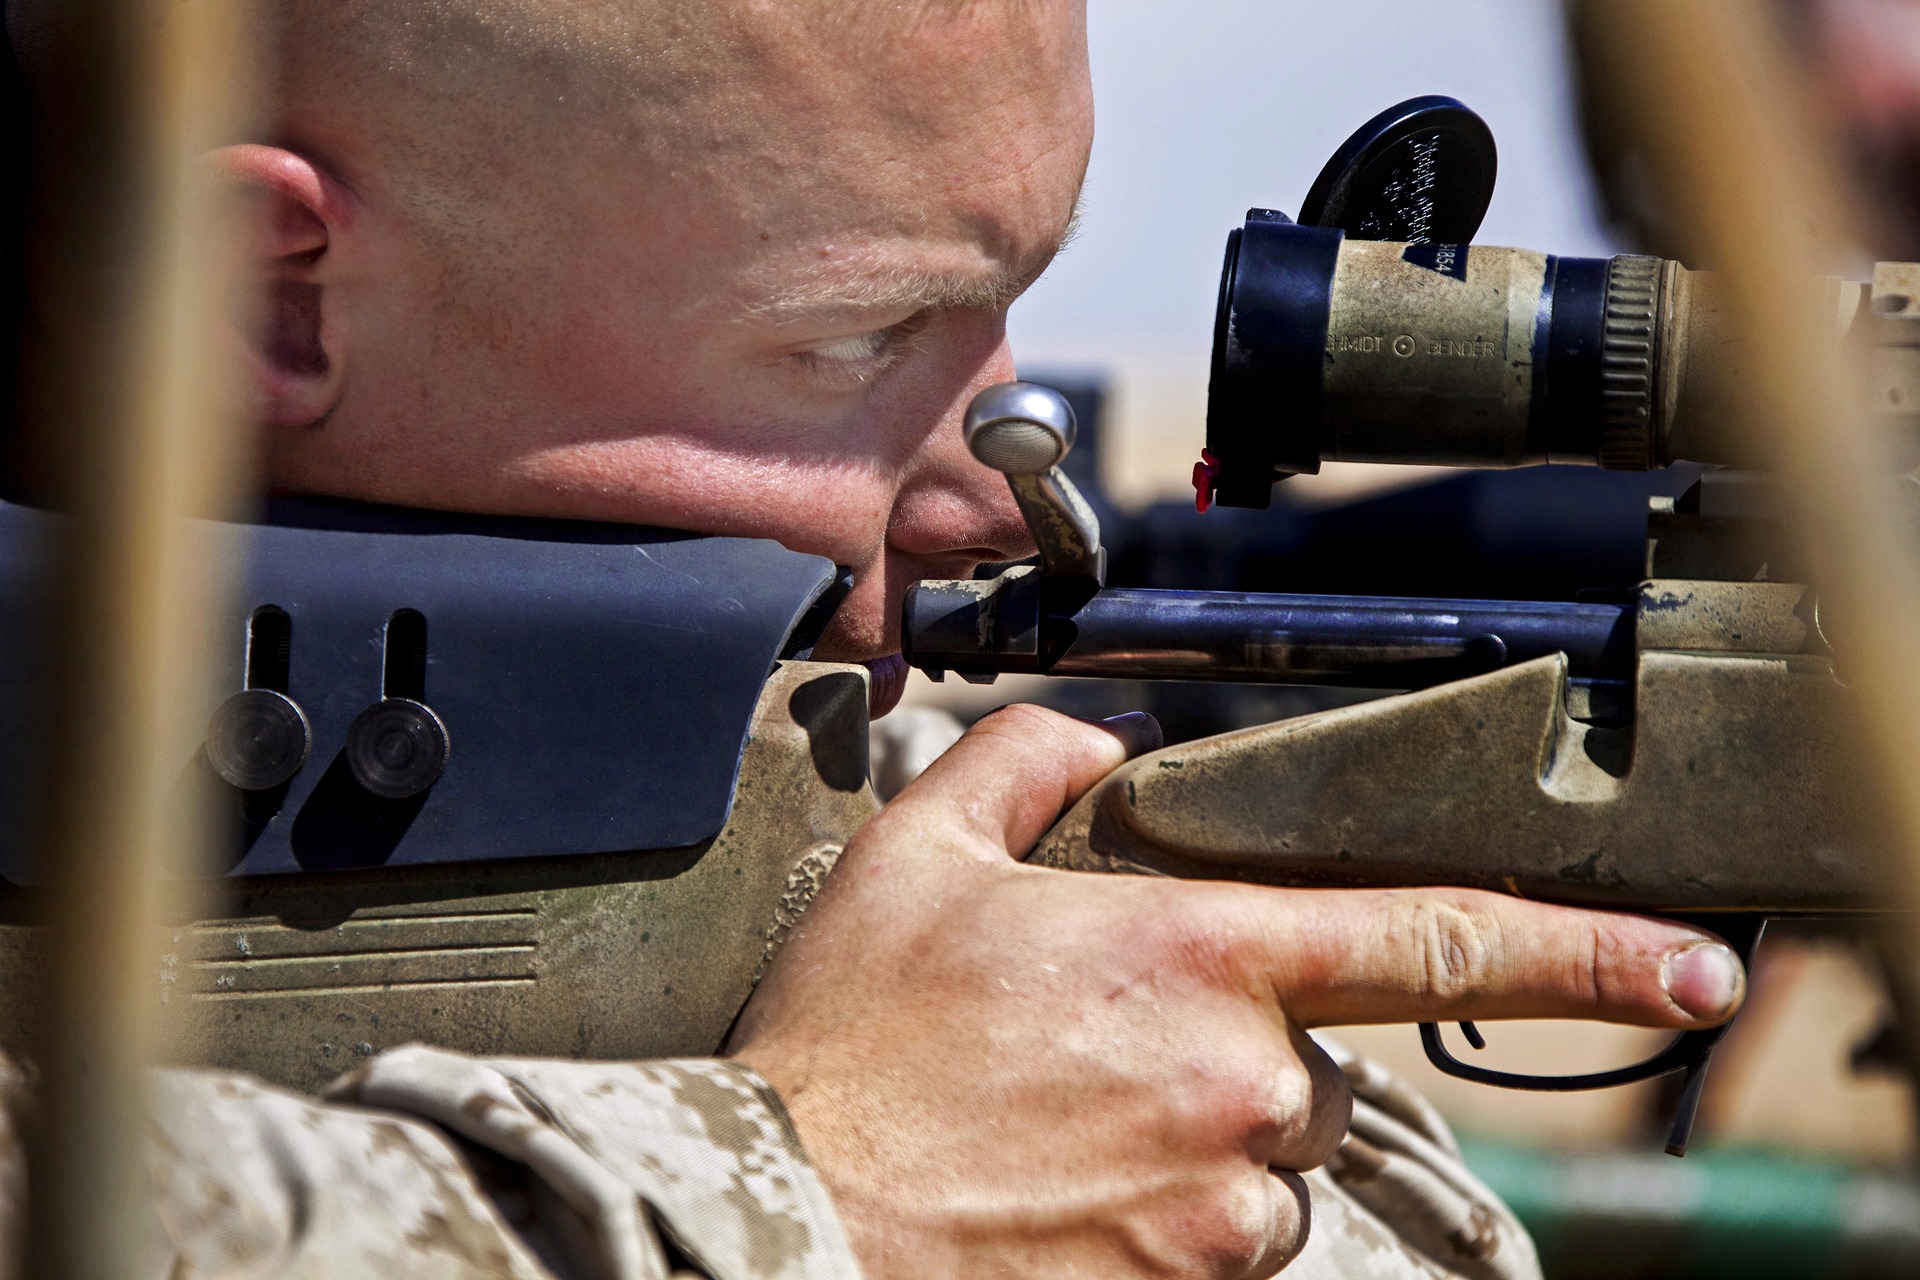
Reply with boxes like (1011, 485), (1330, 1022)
(18, 0), (252, 1276)
(1569, 2), (1920, 967)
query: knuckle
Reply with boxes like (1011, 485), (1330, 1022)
(1290, 1042), (1353, 1169)
(1569, 916), (1612, 1008)
(1187, 1172), (1287, 1276)
(1202, 1170), (1310, 1280)
(1174, 1044), (1348, 1169)
(1213, 1174), (1290, 1274)
(971, 700), (1074, 744)
(1585, 914), (1662, 1010)
(969, 702), (1119, 771)
(1392, 897), (1501, 1005)
(1189, 1056), (1314, 1150)
(1260, 1065), (1329, 1160)
(1147, 893), (1255, 987)
(1260, 1171), (1313, 1279)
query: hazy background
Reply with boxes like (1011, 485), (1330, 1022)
(1007, 0), (1626, 505)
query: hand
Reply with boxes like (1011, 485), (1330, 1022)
(730, 705), (1744, 1280)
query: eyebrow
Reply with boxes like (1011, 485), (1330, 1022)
(746, 265), (1031, 323)
(746, 202), (1084, 325)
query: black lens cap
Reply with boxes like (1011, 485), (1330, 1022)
(1296, 95), (1496, 243)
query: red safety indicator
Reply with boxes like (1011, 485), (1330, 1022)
(1192, 449), (1219, 513)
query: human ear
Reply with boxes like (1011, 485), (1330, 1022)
(204, 144), (347, 429)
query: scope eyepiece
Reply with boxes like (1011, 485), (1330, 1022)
(1204, 210), (1345, 506)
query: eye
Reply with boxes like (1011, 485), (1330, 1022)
(790, 313), (929, 382)
(810, 329), (892, 364)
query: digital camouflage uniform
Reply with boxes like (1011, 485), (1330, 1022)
(0, 1038), (1536, 1279)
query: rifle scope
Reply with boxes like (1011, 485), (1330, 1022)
(1191, 96), (1920, 509)
(1199, 214), (1879, 509)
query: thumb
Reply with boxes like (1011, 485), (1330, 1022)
(867, 705), (1161, 863)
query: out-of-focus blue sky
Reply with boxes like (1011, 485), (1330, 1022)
(1009, 1), (1623, 500)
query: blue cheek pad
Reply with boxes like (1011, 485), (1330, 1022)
(0, 498), (843, 881)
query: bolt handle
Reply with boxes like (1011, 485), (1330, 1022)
(964, 381), (1078, 473)
(962, 382), (1105, 586)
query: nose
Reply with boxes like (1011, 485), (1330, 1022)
(887, 333), (1036, 564)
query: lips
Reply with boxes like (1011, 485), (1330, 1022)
(865, 652), (909, 719)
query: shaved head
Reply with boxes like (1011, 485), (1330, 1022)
(8, 0), (1094, 675)
(266, 1), (1081, 302)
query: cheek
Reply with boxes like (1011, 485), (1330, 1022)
(509, 435), (904, 664)
(699, 458), (896, 568)
(510, 437), (900, 568)
(808, 561), (897, 661)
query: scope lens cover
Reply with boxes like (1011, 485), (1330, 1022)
(1297, 94), (1497, 243)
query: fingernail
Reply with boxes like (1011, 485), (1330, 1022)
(1097, 711), (1164, 755)
(1661, 942), (1742, 1020)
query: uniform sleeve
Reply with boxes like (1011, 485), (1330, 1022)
(325, 1046), (862, 1280)
(130, 1046), (862, 1280)
(144, 1061), (567, 1280)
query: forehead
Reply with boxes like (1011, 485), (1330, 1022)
(709, 2), (1091, 152)
(638, 1), (1094, 303)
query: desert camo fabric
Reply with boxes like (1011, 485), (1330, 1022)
(0, 1043), (1536, 1279)
(1292, 1039), (1541, 1280)
(148, 1050), (859, 1280)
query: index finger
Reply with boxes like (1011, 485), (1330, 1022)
(1222, 886), (1745, 1030)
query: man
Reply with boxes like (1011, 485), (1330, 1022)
(3, 1), (1746, 1277)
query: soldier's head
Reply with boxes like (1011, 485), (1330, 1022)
(11, 0), (1094, 691)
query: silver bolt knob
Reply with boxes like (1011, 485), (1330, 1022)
(964, 382), (1076, 475)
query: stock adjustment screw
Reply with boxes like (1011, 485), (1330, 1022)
(205, 689), (312, 791)
(345, 697), (449, 799)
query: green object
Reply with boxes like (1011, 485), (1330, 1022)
(1459, 1138), (1920, 1279)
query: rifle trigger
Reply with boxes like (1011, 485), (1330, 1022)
(1459, 1020), (1487, 1050)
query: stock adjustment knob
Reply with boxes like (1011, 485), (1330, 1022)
(345, 697), (449, 799)
(205, 689), (313, 792)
